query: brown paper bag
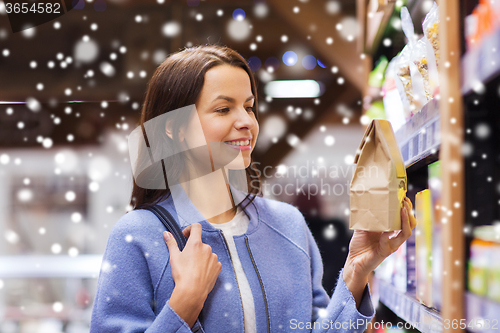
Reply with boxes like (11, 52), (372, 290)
(349, 119), (407, 231)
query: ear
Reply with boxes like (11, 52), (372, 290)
(165, 119), (174, 140)
(165, 119), (185, 142)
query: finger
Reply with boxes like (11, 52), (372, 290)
(403, 199), (410, 212)
(389, 206), (411, 249)
(401, 206), (412, 237)
(405, 197), (413, 211)
(386, 230), (401, 240)
(403, 198), (417, 229)
(163, 231), (180, 257)
(182, 225), (192, 238)
(186, 223), (203, 243)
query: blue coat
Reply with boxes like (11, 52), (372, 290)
(90, 184), (375, 332)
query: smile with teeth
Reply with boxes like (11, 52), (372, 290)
(224, 140), (250, 146)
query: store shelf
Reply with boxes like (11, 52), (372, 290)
(465, 292), (500, 333)
(360, 1), (470, 331)
(376, 277), (443, 333)
(462, 28), (500, 95)
(394, 98), (440, 168)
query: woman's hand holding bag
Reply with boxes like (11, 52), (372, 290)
(343, 197), (418, 307)
(164, 223), (222, 329)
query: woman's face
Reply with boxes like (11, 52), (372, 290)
(190, 64), (259, 169)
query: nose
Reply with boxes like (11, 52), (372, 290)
(233, 106), (255, 131)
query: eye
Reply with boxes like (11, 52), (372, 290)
(215, 108), (230, 114)
(246, 106), (255, 113)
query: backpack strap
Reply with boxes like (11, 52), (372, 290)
(136, 205), (204, 331)
(136, 204), (187, 251)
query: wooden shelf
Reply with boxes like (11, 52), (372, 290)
(465, 292), (500, 333)
(375, 277), (443, 333)
(376, 281), (500, 333)
(359, 1), (466, 332)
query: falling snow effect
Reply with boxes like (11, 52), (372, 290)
(0, 0), (494, 330)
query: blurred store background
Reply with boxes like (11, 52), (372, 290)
(1, 0), (499, 332)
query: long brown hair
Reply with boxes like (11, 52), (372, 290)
(130, 44), (262, 210)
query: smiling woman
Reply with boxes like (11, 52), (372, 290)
(128, 45), (262, 211)
(194, 65), (258, 164)
(90, 44), (416, 333)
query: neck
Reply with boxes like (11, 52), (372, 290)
(179, 168), (237, 224)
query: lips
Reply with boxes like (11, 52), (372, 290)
(224, 137), (252, 142)
(223, 138), (252, 151)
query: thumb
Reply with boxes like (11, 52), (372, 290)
(163, 231), (180, 258)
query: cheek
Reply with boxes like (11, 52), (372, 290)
(201, 118), (231, 142)
(253, 119), (259, 137)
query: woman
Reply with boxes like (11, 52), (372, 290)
(90, 45), (417, 332)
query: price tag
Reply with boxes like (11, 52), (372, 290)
(434, 119), (441, 145)
(418, 131), (424, 155)
(408, 139), (414, 162)
(426, 125), (433, 149)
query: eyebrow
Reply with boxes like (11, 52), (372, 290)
(212, 95), (255, 103)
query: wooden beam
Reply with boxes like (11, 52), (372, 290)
(438, 0), (465, 331)
(364, 0), (395, 54)
(357, 0), (368, 54)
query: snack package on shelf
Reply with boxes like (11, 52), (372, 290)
(468, 225), (500, 302)
(422, 3), (440, 97)
(409, 38), (433, 106)
(349, 119), (407, 232)
(490, 239), (500, 302)
(424, 37), (440, 98)
(394, 46), (414, 116)
(395, 7), (431, 117)
(374, 241), (408, 293)
(428, 161), (443, 311)
(393, 241), (408, 293)
(382, 57), (407, 132)
(465, 11), (479, 50)
(415, 189), (433, 307)
(469, 235), (492, 296)
(406, 232), (417, 293)
(422, 2), (440, 67)
(465, 0), (497, 50)
(476, 1), (496, 40)
(375, 250), (396, 283)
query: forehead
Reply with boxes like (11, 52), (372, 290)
(200, 65), (252, 100)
